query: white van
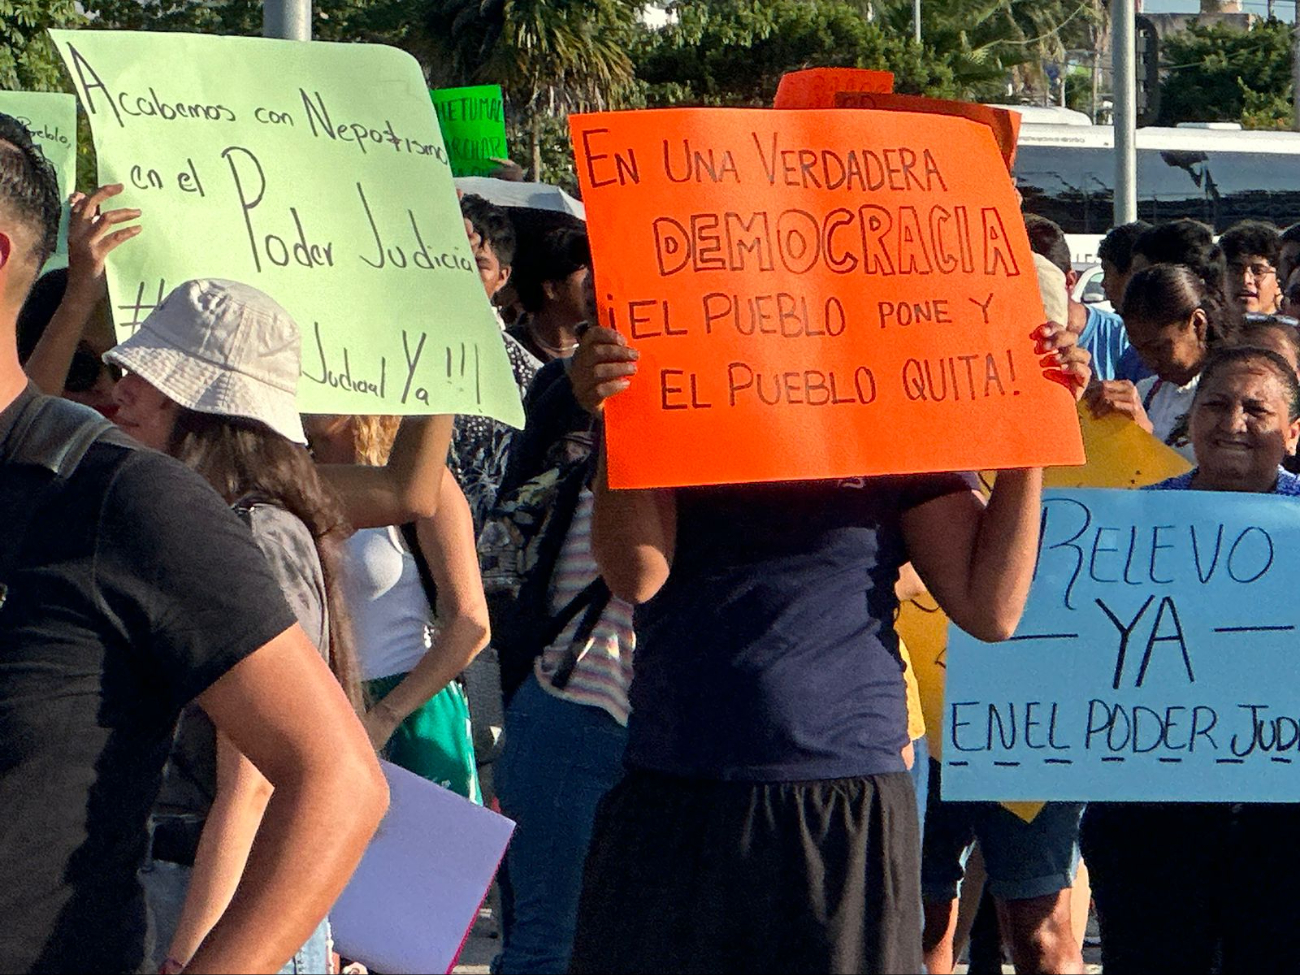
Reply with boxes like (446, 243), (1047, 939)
(1007, 120), (1300, 264)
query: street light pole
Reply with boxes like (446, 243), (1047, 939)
(264, 0), (311, 41)
(913, 0), (922, 44)
(1112, 0), (1137, 224)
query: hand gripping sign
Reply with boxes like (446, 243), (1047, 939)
(569, 107), (1084, 489)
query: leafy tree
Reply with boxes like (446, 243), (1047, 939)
(631, 0), (959, 107)
(0, 0), (84, 91)
(82, 0), (416, 43)
(1158, 19), (1294, 129)
(423, 0), (642, 179)
(869, 0), (1099, 103)
(1, 0), (95, 190)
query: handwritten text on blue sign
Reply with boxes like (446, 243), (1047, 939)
(944, 487), (1300, 802)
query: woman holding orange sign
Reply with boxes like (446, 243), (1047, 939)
(563, 321), (1091, 974)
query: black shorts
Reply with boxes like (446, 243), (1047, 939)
(569, 768), (921, 975)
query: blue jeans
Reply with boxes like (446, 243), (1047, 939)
(494, 675), (628, 975)
(910, 735), (930, 852)
(139, 859), (331, 973)
(921, 759), (1083, 902)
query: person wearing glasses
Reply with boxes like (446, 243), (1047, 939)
(1221, 220), (1284, 319)
(17, 183), (138, 416)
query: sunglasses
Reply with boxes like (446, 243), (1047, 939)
(65, 347), (122, 393)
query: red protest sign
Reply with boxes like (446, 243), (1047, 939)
(773, 68), (894, 108)
(569, 108), (1084, 490)
(834, 91), (1021, 169)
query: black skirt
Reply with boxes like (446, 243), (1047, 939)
(569, 768), (921, 975)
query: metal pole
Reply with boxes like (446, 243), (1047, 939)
(264, 0), (311, 41)
(1112, 0), (1137, 224)
(913, 0), (922, 44)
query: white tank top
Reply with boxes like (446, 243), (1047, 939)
(344, 526), (435, 681)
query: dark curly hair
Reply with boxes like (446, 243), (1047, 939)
(168, 409), (364, 712)
(512, 226), (590, 313)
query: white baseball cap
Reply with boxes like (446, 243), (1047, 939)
(106, 279), (307, 445)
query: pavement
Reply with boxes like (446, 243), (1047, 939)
(451, 908), (1105, 973)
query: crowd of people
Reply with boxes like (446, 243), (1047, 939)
(2, 94), (1300, 975)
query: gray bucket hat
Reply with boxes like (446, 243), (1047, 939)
(105, 279), (307, 445)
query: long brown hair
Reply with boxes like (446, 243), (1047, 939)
(168, 408), (364, 712)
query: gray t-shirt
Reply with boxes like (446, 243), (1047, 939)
(152, 502), (327, 819)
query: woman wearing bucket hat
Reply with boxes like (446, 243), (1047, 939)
(106, 278), (453, 974)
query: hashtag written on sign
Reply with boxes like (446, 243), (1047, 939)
(116, 278), (169, 334)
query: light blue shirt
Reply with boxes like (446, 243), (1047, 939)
(1078, 304), (1150, 382)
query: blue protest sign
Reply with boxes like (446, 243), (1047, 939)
(944, 487), (1300, 802)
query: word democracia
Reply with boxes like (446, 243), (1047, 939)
(650, 206), (1020, 279)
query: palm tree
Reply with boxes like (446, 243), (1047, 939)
(424, 0), (640, 178)
(867, 0), (1097, 102)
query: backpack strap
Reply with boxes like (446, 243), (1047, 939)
(546, 579), (613, 691)
(0, 394), (129, 610)
(400, 521), (438, 613)
(2, 395), (124, 476)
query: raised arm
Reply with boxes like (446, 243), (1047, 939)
(186, 625), (388, 974)
(902, 469), (1044, 642)
(570, 325), (677, 604)
(362, 470), (491, 750)
(24, 184), (140, 394)
(903, 322), (1091, 641)
(592, 449), (677, 604)
(318, 413), (454, 529)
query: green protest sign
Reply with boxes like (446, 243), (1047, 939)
(0, 90), (77, 269)
(49, 30), (523, 425)
(430, 85), (507, 177)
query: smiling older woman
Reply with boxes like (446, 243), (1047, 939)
(1081, 345), (1300, 973)
(1153, 346), (1300, 495)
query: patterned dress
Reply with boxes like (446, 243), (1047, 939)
(449, 322), (542, 534)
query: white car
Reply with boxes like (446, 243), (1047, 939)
(1072, 263), (1112, 313)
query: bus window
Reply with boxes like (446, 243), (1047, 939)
(1014, 146), (1112, 235)
(1191, 152), (1300, 230)
(1017, 145), (1300, 234)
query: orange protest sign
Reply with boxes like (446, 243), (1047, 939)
(569, 108), (1085, 489)
(833, 92), (1021, 170)
(773, 68), (894, 108)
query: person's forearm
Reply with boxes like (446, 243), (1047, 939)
(23, 292), (98, 395)
(965, 468), (1044, 638)
(167, 745), (271, 964)
(320, 414), (454, 529)
(591, 447), (675, 604)
(182, 761), (386, 974)
(373, 615), (489, 726)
